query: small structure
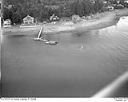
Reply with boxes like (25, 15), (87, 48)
(114, 4), (124, 9)
(86, 16), (92, 20)
(116, 0), (120, 4)
(103, 1), (107, 4)
(23, 15), (34, 24)
(50, 14), (59, 21)
(107, 5), (114, 10)
(3, 19), (11, 27)
(81, 16), (86, 19)
(72, 15), (81, 23)
(81, 16), (87, 21)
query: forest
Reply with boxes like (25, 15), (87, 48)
(2, 0), (128, 24)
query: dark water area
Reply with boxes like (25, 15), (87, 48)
(1, 17), (128, 97)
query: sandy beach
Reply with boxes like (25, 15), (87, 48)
(43, 9), (128, 34)
(2, 9), (128, 36)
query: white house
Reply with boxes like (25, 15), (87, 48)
(23, 15), (34, 24)
(107, 5), (114, 10)
(3, 19), (11, 27)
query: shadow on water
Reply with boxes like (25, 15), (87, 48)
(5, 35), (27, 40)
(8, 35), (26, 37)
(1, 17), (128, 97)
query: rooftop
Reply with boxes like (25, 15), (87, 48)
(23, 15), (34, 20)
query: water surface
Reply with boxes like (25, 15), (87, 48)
(2, 17), (128, 97)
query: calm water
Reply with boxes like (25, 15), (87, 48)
(2, 17), (128, 97)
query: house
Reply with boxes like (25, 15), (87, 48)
(114, 4), (124, 9)
(23, 15), (34, 24)
(50, 14), (59, 21)
(107, 5), (114, 10)
(116, 0), (120, 4)
(103, 1), (107, 4)
(3, 19), (11, 27)
(72, 15), (81, 23)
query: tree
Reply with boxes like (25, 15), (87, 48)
(2, 0), (107, 24)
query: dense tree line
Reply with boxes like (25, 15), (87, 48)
(2, 0), (128, 24)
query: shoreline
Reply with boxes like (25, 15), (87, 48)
(43, 9), (128, 34)
(2, 9), (128, 36)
